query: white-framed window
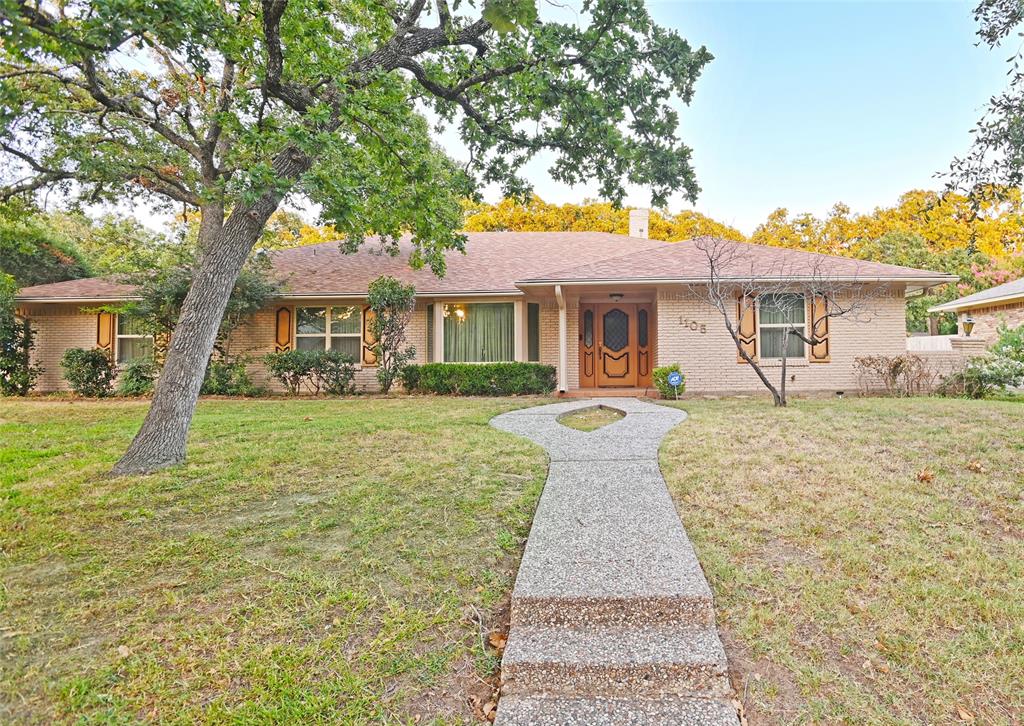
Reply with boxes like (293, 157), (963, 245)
(116, 315), (154, 364)
(758, 293), (806, 359)
(442, 302), (515, 362)
(295, 306), (362, 360)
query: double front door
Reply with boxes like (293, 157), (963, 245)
(578, 303), (653, 388)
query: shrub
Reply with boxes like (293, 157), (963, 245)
(117, 358), (157, 396)
(61, 348), (115, 397)
(366, 275), (417, 393)
(264, 349), (356, 395)
(853, 354), (936, 396)
(0, 273), (43, 396)
(991, 323), (1024, 363)
(402, 362), (555, 395)
(202, 357), (261, 396)
(652, 364), (686, 398)
(937, 355), (1024, 399)
(398, 363), (421, 392)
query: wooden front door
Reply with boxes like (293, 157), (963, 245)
(596, 303), (637, 387)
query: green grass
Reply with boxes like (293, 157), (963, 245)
(660, 397), (1024, 725)
(556, 405), (625, 432)
(0, 396), (551, 725)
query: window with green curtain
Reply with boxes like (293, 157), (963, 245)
(426, 304), (434, 362)
(443, 303), (514, 362)
(759, 293), (806, 359)
(116, 315), (153, 363)
(527, 303), (540, 362)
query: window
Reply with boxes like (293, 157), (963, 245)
(527, 303), (540, 362)
(443, 303), (514, 362)
(759, 293), (806, 359)
(116, 315), (153, 364)
(295, 306), (362, 360)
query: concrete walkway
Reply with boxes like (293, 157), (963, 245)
(491, 398), (739, 725)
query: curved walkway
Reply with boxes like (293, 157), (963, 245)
(491, 398), (739, 725)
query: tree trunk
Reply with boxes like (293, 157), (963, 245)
(112, 149), (312, 475)
(778, 349), (788, 407)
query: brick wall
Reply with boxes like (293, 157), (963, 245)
(19, 304), (98, 391)
(653, 286), (909, 394)
(957, 299), (1024, 344)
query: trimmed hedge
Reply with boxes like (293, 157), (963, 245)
(652, 363), (686, 399)
(401, 362), (555, 395)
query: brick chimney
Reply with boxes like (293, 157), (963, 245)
(629, 208), (649, 239)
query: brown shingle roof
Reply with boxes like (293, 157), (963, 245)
(15, 232), (954, 301)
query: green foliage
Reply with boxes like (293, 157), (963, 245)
(60, 348), (115, 397)
(263, 350), (356, 396)
(991, 322), (1024, 363)
(366, 276), (416, 394)
(0, 202), (91, 286)
(49, 211), (174, 275)
(938, 355), (1024, 399)
(201, 358), (261, 396)
(119, 254), (278, 354)
(402, 362), (555, 395)
(117, 359), (157, 397)
(652, 364), (686, 398)
(0, 272), (43, 395)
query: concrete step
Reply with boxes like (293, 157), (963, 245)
(501, 624), (731, 699)
(512, 592), (716, 628)
(495, 694), (740, 726)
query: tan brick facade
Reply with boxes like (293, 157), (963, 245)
(956, 299), (1024, 345)
(20, 286), (922, 396)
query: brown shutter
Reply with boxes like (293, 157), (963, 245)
(97, 312), (115, 356)
(362, 307), (377, 365)
(808, 295), (830, 362)
(274, 307), (292, 352)
(736, 295), (757, 363)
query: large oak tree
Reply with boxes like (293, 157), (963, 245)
(1, 0), (711, 474)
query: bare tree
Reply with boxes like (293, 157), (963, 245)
(688, 236), (885, 406)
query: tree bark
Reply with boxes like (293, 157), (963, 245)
(111, 150), (312, 475)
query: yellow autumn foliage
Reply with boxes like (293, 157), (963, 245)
(750, 189), (1024, 260)
(462, 196), (746, 243)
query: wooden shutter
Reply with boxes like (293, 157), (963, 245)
(736, 295), (757, 363)
(362, 307), (377, 365)
(808, 295), (830, 363)
(274, 307), (292, 352)
(96, 312), (115, 356)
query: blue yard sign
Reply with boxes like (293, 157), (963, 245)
(667, 371), (683, 399)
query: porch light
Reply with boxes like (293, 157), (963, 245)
(609, 293), (624, 302)
(962, 316), (976, 337)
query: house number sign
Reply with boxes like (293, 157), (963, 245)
(679, 317), (707, 334)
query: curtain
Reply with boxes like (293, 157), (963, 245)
(760, 294), (805, 358)
(444, 303), (514, 362)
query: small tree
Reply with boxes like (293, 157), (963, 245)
(690, 236), (884, 407)
(0, 273), (43, 395)
(367, 276), (417, 394)
(118, 254), (279, 360)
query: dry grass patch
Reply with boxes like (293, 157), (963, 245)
(0, 396), (550, 724)
(557, 405), (625, 432)
(660, 397), (1024, 725)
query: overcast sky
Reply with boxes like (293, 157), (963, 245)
(459, 0), (1009, 234)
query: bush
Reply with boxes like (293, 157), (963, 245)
(117, 358), (157, 396)
(854, 354), (936, 396)
(402, 362), (555, 395)
(398, 364), (421, 392)
(652, 364), (686, 398)
(937, 355), (1024, 399)
(264, 349), (356, 395)
(202, 357), (262, 396)
(991, 323), (1024, 363)
(61, 348), (115, 397)
(0, 273), (43, 396)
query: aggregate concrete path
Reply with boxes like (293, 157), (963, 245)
(491, 398), (739, 725)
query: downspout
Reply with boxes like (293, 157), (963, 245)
(555, 285), (568, 393)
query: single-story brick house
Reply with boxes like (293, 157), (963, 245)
(929, 276), (1024, 345)
(15, 211), (956, 395)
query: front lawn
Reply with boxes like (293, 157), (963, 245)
(660, 397), (1024, 725)
(0, 397), (549, 724)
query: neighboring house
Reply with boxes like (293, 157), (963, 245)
(929, 277), (1024, 345)
(15, 211), (955, 395)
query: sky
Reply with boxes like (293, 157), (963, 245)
(462, 0), (1010, 235)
